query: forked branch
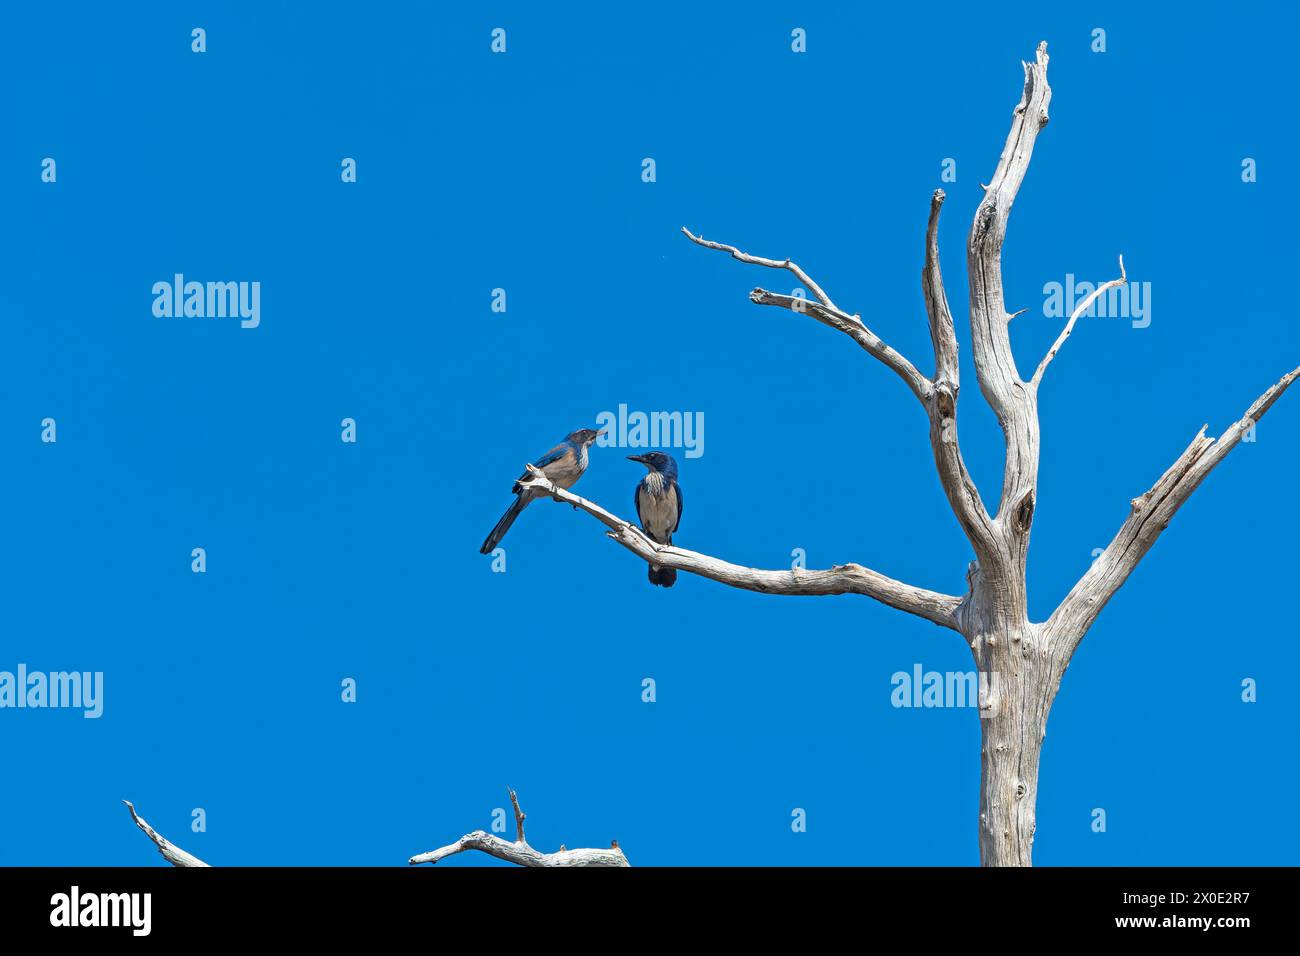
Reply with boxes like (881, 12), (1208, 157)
(965, 41), (1054, 526)
(681, 227), (931, 403)
(409, 789), (629, 867)
(682, 210), (997, 564)
(518, 465), (964, 630)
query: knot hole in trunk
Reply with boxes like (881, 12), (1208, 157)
(1013, 489), (1035, 533)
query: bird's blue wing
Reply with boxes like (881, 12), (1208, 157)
(517, 442), (568, 482)
(633, 479), (645, 528)
(535, 443), (569, 468)
(672, 480), (683, 533)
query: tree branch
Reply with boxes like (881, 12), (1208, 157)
(968, 42), (1052, 400)
(682, 227), (931, 404)
(922, 190), (997, 557)
(1030, 256), (1126, 388)
(1046, 365), (1300, 657)
(924, 190), (961, 386)
(124, 801), (209, 867)
(508, 786), (527, 845)
(968, 41), (1053, 529)
(518, 465), (964, 630)
(408, 789), (630, 867)
(680, 227), (839, 309)
(408, 833), (628, 867)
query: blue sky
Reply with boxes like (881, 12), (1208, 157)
(1, 2), (1296, 866)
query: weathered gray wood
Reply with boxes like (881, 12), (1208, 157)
(1031, 256), (1125, 388)
(409, 789), (629, 867)
(682, 228), (932, 403)
(1046, 365), (1300, 660)
(517, 465), (963, 629)
(922, 189), (999, 558)
(124, 801), (209, 867)
(124, 41), (1296, 871)
(126, 790), (628, 868)
(542, 41), (1296, 867)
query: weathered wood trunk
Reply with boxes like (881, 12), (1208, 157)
(959, 555), (1061, 867)
(968, 615), (1059, 867)
(956, 43), (1055, 866)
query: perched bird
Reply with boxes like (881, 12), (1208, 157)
(629, 451), (683, 587)
(480, 428), (604, 554)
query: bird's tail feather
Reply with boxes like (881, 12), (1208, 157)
(648, 564), (677, 588)
(481, 497), (526, 554)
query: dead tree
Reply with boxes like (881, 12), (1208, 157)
(515, 41), (1298, 866)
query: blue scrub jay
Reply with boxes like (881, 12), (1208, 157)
(629, 452), (683, 587)
(480, 427), (604, 554)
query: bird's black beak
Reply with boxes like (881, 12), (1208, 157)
(627, 454), (647, 464)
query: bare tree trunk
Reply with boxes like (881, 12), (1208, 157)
(968, 620), (1057, 867)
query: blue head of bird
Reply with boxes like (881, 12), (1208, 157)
(567, 427), (605, 447)
(628, 451), (678, 478)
